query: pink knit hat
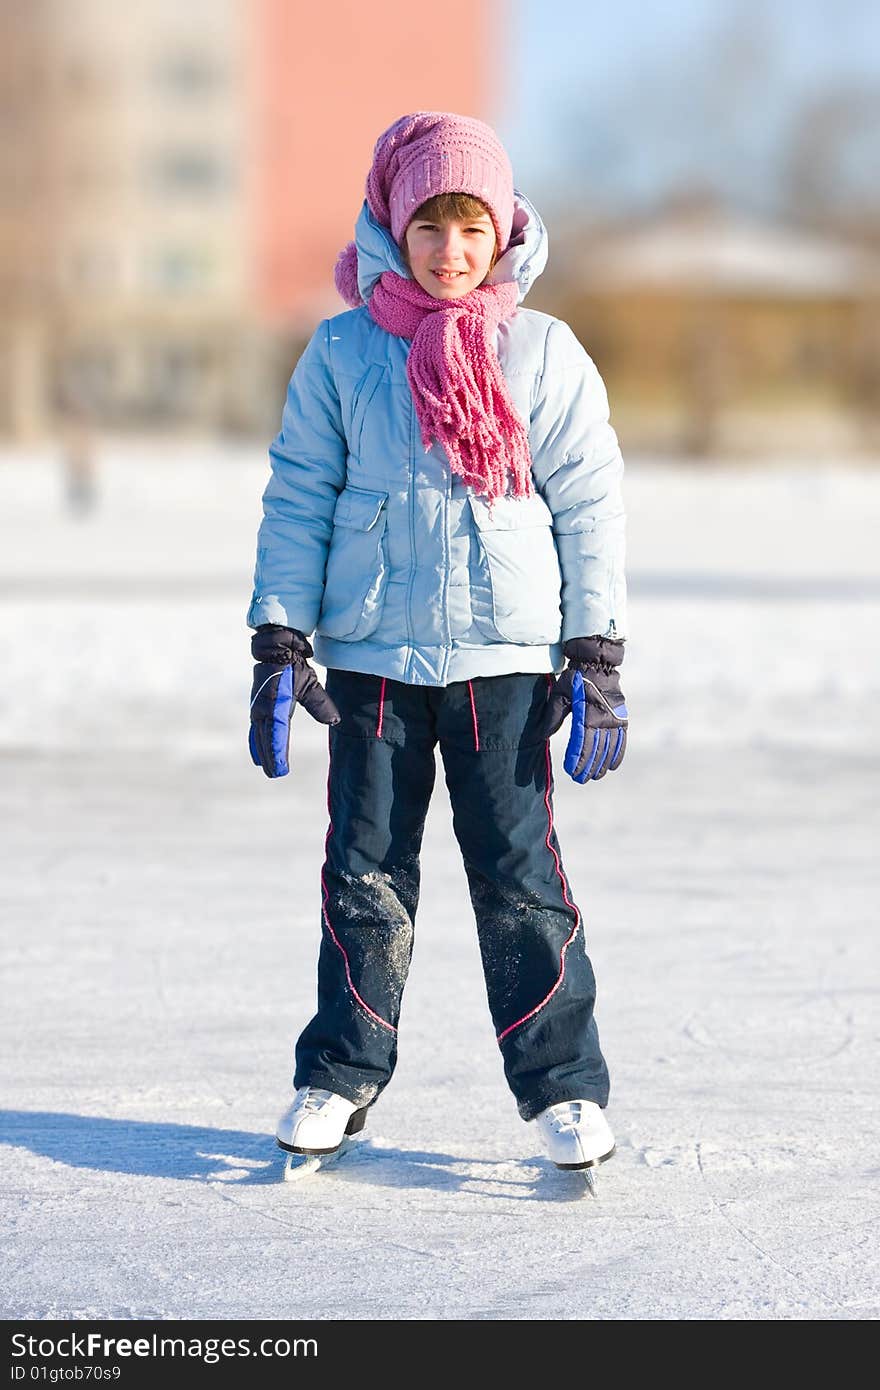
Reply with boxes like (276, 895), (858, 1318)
(366, 111), (515, 253)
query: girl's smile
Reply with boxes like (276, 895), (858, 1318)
(404, 212), (497, 298)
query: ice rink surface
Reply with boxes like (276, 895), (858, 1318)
(1, 443), (878, 1320)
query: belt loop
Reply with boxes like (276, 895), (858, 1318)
(376, 677), (387, 738)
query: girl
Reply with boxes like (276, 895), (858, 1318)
(247, 112), (628, 1176)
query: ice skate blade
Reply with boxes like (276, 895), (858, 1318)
(553, 1142), (616, 1171)
(553, 1144), (614, 1197)
(277, 1138), (342, 1156)
(281, 1136), (355, 1183)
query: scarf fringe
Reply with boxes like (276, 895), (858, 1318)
(405, 308), (533, 501)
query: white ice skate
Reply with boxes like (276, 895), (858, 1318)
(535, 1099), (615, 1196)
(276, 1086), (369, 1182)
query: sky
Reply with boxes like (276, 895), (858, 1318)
(497, 0), (880, 215)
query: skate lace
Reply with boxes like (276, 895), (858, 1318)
(300, 1088), (338, 1114)
(546, 1101), (587, 1132)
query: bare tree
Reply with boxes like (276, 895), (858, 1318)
(782, 85), (880, 238)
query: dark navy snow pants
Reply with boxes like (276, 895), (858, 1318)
(294, 669), (610, 1121)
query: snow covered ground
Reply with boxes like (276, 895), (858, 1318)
(1, 440), (878, 1320)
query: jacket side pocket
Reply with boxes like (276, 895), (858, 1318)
(467, 493), (563, 644)
(318, 487), (390, 641)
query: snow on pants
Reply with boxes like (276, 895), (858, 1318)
(294, 668), (610, 1121)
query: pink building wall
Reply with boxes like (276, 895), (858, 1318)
(247, 0), (502, 327)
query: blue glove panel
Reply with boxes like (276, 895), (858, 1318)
(562, 671), (628, 782)
(249, 663), (294, 778)
(269, 664), (294, 776)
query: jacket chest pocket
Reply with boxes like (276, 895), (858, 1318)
(347, 364), (386, 457)
(468, 492), (563, 644)
(318, 486), (390, 641)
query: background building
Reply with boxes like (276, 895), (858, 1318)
(540, 195), (880, 455)
(1, 0), (495, 444)
(2, 0), (877, 457)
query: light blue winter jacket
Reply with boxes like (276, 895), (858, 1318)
(247, 190), (627, 686)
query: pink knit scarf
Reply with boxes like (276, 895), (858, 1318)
(336, 249), (533, 500)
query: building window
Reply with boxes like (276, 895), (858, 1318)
(66, 247), (117, 290)
(144, 247), (214, 292)
(144, 342), (212, 418)
(146, 150), (230, 195)
(153, 54), (223, 96)
(56, 348), (117, 416)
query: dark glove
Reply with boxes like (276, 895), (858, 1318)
(540, 635), (628, 782)
(248, 625), (340, 778)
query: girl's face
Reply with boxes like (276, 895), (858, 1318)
(403, 211), (497, 299)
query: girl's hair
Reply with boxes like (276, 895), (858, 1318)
(399, 193), (502, 273)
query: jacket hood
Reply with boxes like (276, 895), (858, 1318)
(352, 188), (549, 307)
